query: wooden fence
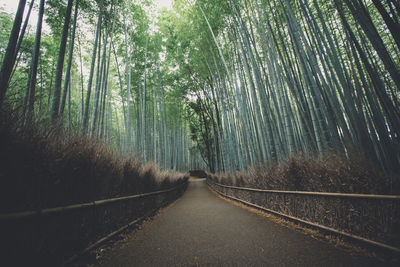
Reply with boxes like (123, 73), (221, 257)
(208, 180), (400, 254)
(0, 181), (188, 266)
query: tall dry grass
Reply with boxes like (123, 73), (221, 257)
(208, 152), (399, 194)
(0, 111), (188, 213)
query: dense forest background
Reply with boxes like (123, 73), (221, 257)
(0, 0), (399, 192)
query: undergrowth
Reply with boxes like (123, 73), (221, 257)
(208, 153), (399, 194)
(0, 111), (188, 213)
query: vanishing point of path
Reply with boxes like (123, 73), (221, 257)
(101, 178), (382, 266)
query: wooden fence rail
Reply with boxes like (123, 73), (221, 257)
(0, 183), (186, 221)
(208, 180), (400, 254)
(211, 182), (400, 199)
(0, 181), (188, 266)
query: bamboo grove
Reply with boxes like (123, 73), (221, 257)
(0, 0), (399, 178)
(0, 0), (205, 171)
(160, 0), (399, 176)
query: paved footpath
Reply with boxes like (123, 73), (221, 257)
(101, 178), (385, 266)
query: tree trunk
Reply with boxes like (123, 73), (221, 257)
(372, 0), (400, 51)
(10, 0), (35, 82)
(82, 0), (103, 131)
(23, 0), (45, 123)
(50, 0), (74, 124)
(60, 0), (79, 116)
(343, 0), (400, 91)
(0, 0), (26, 107)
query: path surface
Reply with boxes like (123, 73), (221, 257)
(101, 179), (381, 266)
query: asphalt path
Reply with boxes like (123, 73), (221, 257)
(101, 178), (383, 266)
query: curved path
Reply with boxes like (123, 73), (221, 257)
(101, 179), (382, 266)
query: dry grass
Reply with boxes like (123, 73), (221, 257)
(208, 152), (399, 194)
(0, 111), (188, 213)
(0, 110), (189, 266)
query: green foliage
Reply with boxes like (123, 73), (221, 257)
(1, 0), (398, 177)
(0, 9), (13, 62)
